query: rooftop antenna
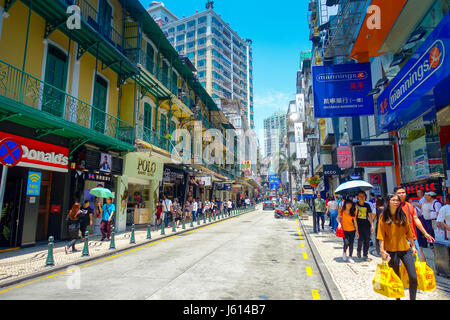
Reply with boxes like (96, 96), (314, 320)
(206, 0), (214, 9)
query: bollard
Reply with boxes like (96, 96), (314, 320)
(82, 231), (89, 257)
(213, 213), (216, 221)
(110, 226), (116, 249)
(203, 213), (206, 224)
(147, 221), (152, 239)
(130, 224), (136, 244)
(182, 217), (186, 229)
(190, 218), (194, 228)
(45, 236), (55, 266)
(209, 213), (212, 223)
(172, 219), (177, 232)
(197, 214), (200, 226)
(161, 220), (166, 235)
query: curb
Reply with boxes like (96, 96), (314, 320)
(0, 207), (258, 289)
(298, 217), (344, 300)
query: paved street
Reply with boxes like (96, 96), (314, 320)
(0, 207), (335, 300)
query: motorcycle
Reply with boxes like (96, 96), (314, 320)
(274, 205), (297, 219)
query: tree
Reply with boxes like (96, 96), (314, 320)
(277, 152), (298, 201)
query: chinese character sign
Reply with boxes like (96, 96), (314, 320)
(294, 123), (304, 143)
(312, 63), (374, 118)
(337, 146), (353, 169)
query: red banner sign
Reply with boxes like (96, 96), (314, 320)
(0, 131), (69, 172)
(337, 146), (353, 169)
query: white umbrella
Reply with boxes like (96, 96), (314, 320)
(335, 180), (373, 195)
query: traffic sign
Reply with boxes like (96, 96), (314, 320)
(0, 138), (23, 167)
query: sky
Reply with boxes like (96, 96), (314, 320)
(139, 0), (312, 154)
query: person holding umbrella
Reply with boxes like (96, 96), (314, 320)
(97, 197), (115, 241)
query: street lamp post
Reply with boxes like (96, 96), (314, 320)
(309, 144), (317, 233)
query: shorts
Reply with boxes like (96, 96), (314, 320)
(156, 213), (161, 220)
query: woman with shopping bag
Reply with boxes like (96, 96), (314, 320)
(337, 198), (359, 263)
(377, 194), (418, 300)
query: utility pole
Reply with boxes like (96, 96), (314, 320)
(310, 143), (317, 233)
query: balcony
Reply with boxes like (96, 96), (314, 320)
(141, 126), (174, 154)
(0, 59), (134, 150)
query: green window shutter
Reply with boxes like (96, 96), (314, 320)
(146, 43), (154, 73)
(161, 62), (169, 88)
(144, 103), (152, 129)
(43, 45), (67, 118)
(171, 71), (178, 95)
(92, 75), (108, 133)
(160, 113), (167, 138)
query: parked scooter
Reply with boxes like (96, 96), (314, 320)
(274, 204), (297, 219)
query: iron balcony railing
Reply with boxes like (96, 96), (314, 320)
(0, 60), (134, 145)
(141, 126), (174, 153)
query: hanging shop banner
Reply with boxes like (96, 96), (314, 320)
(294, 123), (304, 143)
(194, 176), (211, 187)
(269, 174), (280, 184)
(377, 13), (450, 131)
(123, 152), (164, 181)
(337, 146), (353, 169)
(296, 94), (305, 122)
(296, 142), (308, 159)
(0, 131), (69, 172)
(312, 63), (374, 118)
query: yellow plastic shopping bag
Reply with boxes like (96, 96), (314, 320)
(399, 256), (436, 291)
(372, 261), (405, 299)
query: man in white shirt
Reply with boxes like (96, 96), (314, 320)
(192, 199), (198, 222)
(436, 194), (450, 241)
(227, 199), (233, 216)
(245, 198), (250, 208)
(162, 195), (173, 228)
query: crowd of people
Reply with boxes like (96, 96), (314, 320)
(313, 187), (450, 300)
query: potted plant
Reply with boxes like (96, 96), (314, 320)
(307, 175), (321, 188)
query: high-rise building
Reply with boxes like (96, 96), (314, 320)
(148, 1), (254, 129)
(263, 112), (287, 159)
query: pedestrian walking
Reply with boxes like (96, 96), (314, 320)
(155, 200), (163, 226)
(326, 196), (339, 232)
(173, 198), (182, 228)
(197, 199), (202, 220)
(337, 198), (358, 263)
(97, 197), (115, 241)
(374, 198), (385, 256)
(314, 193), (326, 232)
(227, 199), (233, 216)
(394, 187), (434, 262)
(422, 192), (441, 245)
(184, 200), (192, 223)
(162, 195), (173, 228)
(211, 200), (216, 219)
(436, 194), (450, 241)
(355, 191), (374, 261)
(79, 200), (93, 241)
(192, 198), (198, 222)
(65, 202), (81, 254)
(203, 199), (211, 219)
(377, 194), (418, 300)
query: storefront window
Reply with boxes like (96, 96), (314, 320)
(399, 112), (444, 183)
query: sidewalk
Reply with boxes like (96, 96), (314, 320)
(0, 206), (258, 288)
(300, 212), (450, 300)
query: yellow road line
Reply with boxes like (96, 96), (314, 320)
(312, 290), (321, 300)
(301, 243), (305, 247)
(0, 236), (178, 295)
(303, 252), (308, 259)
(306, 266), (313, 276)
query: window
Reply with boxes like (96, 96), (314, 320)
(198, 27), (206, 35)
(198, 71), (206, 78)
(213, 82), (221, 90)
(187, 52), (195, 59)
(168, 28), (174, 33)
(212, 71), (222, 80)
(176, 24), (185, 32)
(176, 45), (184, 52)
(198, 49), (206, 56)
(187, 20), (196, 28)
(212, 49), (220, 57)
(168, 38), (174, 43)
(197, 59), (206, 67)
(92, 75), (108, 133)
(197, 37), (206, 45)
(143, 103), (152, 130)
(211, 27), (221, 37)
(187, 31), (195, 38)
(212, 60), (222, 69)
(176, 34), (184, 42)
(200, 82), (206, 87)
(160, 113), (167, 137)
(212, 38), (222, 48)
(187, 41), (195, 49)
(145, 42), (155, 73)
(198, 16), (207, 24)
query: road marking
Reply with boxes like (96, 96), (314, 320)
(312, 290), (321, 300)
(303, 252), (308, 259)
(0, 236), (178, 295)
(301, 243), (305, 247)
(306, 266), (313, 276)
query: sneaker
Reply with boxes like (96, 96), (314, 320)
(348, 257), (355, 263)
(342, 253), (348, 262)
(72, 248), (79, 252)
(363, 256), (372, 262)
(357, 252), (361, 259)
(106, 238), (110, 241)
(100, 237), (105, 242)
(64, 246), (68, 255)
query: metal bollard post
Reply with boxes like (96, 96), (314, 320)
(190, 217), (194, 228)
(147, 221), (152, 239)
(172, 219), (177, 232)
(45, 236), (55, 266)
(197, 214), (200, 225)
(203, 213), (206, 224)
(209, 213), (212, 222)
(110, 226), (116, 249)
(182, 217), (186, 230)
(161, 220), (166, 235)
(82, 231), (89, 257)
(130, 224), (136, 244)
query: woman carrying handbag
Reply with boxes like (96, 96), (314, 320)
(66, 202), (81, 254)
(337, 198), (359, 263)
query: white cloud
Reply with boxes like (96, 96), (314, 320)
(254, 90), (293, 112)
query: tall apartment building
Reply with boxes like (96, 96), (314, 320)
(263, 112), (287, 159)
(148, 1), (255, 129)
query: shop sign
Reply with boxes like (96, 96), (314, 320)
(269, 174), (280, 183)
(99, 153), (112, 173)
(354, 145), (394, 168)
(377, 13), (450, 131)
(337, 146), (353, 169)
(86, 172), (112, 183)
(323, 165), (342, 176)
(163, 168), (184, 183)
(313, 63), (374, 118)
(217, 183), (232, 190)
(403, 182), (441, 195)
(194, 176), (211, 186)
(123, 152), (163, 181)
(26, 171), (41, 196)
(369, 174), (382, 185)
(0, 131), (69, 172)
